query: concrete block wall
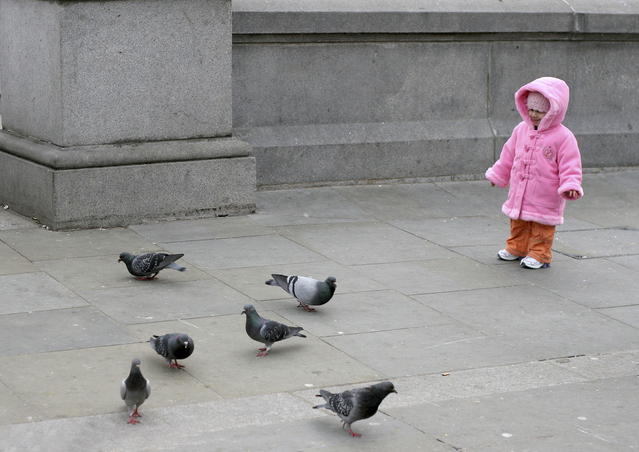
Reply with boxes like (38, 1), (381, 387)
(232, 0), (639, 188)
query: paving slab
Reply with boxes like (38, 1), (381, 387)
(570, 207), (639, 229)
(384, 376), (639, 451)
(79, 278), (250, 325)
(129, 215), (274, 243)
(0, 208), (37, 230)
(478, 430), (631, 452)
(253, 186), (376, 227)
(352, 256), (528, 296)
(162, 234), (327, 269)
(333, 182), (484, 220)
(0, 227), (161, 261)
(0, 272), (88, 315)
(278, 221), (458, 266)
(556, 216), (606, 231)
(0, 343), (219, 423)
(414, 286), (639, 359)
(0, 240), (38, 275)
(495, 256), (639, 308)
(323, 324), (532, 378)
(435, 179), (508, 217)
(161, 414), (448, 452)
(35, 254), (211, 292)
(0, 307), (138, 357)
(567, 174), (639, 228)
(389, 215), (509, 247)
(551, 350), (639, 380)
(292, 361), (586, 409)
(454, 244), (576, 266)
(261, 289), (455, 337)
(554, 227), (639, 258)
(608, 253), (639, 271)
(125, 313), (383, 398)
(0, 382), (38, 425)
(587, 304), (639, 329)
(0, 393), (441, 452)
(210, 260), (387, 301)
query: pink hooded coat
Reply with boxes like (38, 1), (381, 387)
(486, 77), (583, 226)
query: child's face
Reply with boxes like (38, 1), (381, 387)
(528, 109), (547, 127)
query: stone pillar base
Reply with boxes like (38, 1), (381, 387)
(0, 130), (256, 230)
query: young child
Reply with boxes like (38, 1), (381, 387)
(486, 77), (583, 269)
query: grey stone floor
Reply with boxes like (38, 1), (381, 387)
(1, 169), (638, 451)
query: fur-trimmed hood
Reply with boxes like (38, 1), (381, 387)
(515, 77), (570, 131)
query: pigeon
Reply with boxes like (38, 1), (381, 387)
(120, 358), (151, 424)
(313, 381), (397, 437)
(265, 274), (336, 311)
(241, 303), (306, 357)
(149, 333), (194, 369)
(118, 251), (187, 280)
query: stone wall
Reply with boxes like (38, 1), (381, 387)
(0, 0), (255, 230)
(232, 0), (639, 188)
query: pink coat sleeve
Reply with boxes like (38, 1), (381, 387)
(485, 124), (522, 188)
(556, 132), (584, 200)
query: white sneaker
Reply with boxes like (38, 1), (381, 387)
(497, 249), (521, 261)
(520, 256), (549, 269)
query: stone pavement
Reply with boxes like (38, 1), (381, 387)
(1, 169), (639, 451)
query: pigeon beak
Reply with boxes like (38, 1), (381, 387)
(117, 259), (122, 263)
(241, 310), (246, 315)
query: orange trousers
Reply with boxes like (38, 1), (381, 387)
(505, 219), (555, 263)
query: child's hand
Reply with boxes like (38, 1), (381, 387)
(564, 190), (579, 199)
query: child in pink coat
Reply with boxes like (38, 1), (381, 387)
(486, 77), (584, 269)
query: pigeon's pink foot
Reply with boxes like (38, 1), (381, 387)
(128, 416), (140, 424)
(349, 429), (361, 438)
(297, 301), (316, 312)
(256, 349), (269, 357)
(169, 361), (184, 369)
(132, 408), (142, 418)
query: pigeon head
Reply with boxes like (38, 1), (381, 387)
(327, 276), (337, 286)
(118, 252), (133, 263)
(241, 304), (256, 316)
(129, 358), (143, 376)
(175, 334), (191, 348)
(374, 381), (397, 395)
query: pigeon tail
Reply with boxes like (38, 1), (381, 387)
(166, 262), (187, 272)
(289, 327), (306, 338)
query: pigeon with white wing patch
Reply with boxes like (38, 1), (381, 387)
(265, 274), (336, 311)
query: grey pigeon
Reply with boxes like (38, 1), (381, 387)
(241, 303), (306, 357)
(120, 358), (151, 424)
(313, 381), (397, 437)
(149, 333), (194, 368)
(118, 251), (187, 280)
(265, 274), (336, 311)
